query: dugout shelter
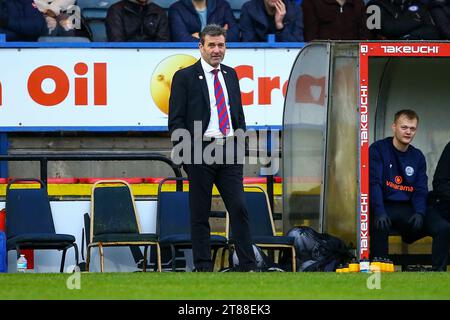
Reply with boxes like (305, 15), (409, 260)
(283, 41), (450, 263)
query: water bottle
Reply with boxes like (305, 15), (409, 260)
(17, 254), (27, 273)
(0, 232), (7, 273)
(359, 259), (370, 273)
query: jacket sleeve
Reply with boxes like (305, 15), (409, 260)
(430, 4), (450, 39)
(156, 11), (170, 42)
(412, 153), (428, 215)
(6, 2), (47, 37)
(377, 4), (424, 38)
(106, 6), (126, 41)
(433, 142), (450, 202)
(276, 2), (304, 42)
(358, 1), (372, 40)
(369, 144), (387, 217)
(239, 4), (258, 42)
(168, 70), (188, 144)
(222, 1), (239, 42)
(169, 5), (198, 42)
(301, 0), (319, 42)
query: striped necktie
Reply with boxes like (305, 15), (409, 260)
(211, 69), (230, 136)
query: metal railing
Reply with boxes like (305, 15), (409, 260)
(0, 153), (183, 190)
(0, 152), (278, 213)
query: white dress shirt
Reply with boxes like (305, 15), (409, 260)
(201, 58), (234, 138)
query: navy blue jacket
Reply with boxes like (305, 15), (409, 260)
(239, 0), (304, 42)
(370, 137), (428, 217)
(0, 0), (47, 41)
(169, 0), (239, 42)
(433, 140), (450, 203)
(367, 0), (440, 40)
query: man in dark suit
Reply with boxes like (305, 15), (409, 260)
(168, 24), (257, 272)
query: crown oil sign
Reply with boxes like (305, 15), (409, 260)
(27, 63), (107, 106)
(0, 48), (300, 128)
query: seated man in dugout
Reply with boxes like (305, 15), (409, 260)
(369, 109), (428, 261)
(425, 141), (450, 271)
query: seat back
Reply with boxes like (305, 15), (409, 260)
(153, 0), (178, 12)
(90, 180), (141, 241)
(227, 185), (275, 239)
(84, 15), (108, 41)
(156, 177), (190, 238)
(38, 36), (91, 42)
(5, 179), (56, 239)
(227, 0), (246, 20)
(77, 0), (120, 42)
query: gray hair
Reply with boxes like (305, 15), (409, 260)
(200, 24), (227, 45)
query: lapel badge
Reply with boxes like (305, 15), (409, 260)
(199, 75), (203, 79)
(223, 70), (227, 74)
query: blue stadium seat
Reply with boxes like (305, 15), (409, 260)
(153, 0), (178, 12)
(226, 0), (246, 21)
(156, 177), (227, 272)
(76, 0), (121, 42)
(5, 179), (79, 273)
(38, 36), (91, 42)
(76, 0), (119, 10)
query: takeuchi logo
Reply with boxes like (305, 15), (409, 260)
(380, 45), (439, 54)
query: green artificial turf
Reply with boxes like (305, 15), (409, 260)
(0, 272), (449, 300)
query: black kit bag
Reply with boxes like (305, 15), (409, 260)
(284, 226), (354, 272)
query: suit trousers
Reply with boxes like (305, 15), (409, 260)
(184, 139), (256, 271)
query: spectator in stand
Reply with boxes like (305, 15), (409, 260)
(35, 0), (76, 36)
(169, 0), (239, 42)
(430, 0), (450, 39)
(302, 0), (371, 41)
(239, 0), (304, 42)
(367, 0), (440, 40)
(0, 0), (48, 41)
(106, 0), (170, 41)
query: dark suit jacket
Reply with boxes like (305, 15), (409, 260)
(168, 59), (246, 144)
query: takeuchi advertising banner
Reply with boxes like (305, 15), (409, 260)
(0, 48), (300, 130)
